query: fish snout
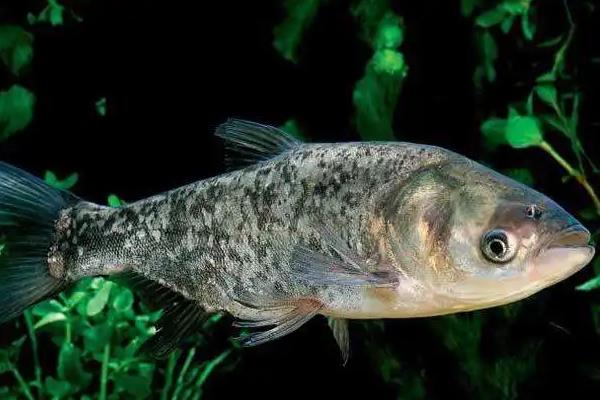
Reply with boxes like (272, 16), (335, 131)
(548, 224), (592, 249)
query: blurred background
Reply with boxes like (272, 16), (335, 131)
(0, 0), (599, 399)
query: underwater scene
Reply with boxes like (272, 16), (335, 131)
(0, 0), (599, 399)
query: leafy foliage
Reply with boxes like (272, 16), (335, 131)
(351, 0), (407, 140)
(44, 171), (79, 190)
(0, 1), (599, 399)
(96, 97), (107, 117)
(0, 85), (35, 140)
(273, 0), (323, 63)
(28, 0), (65, 26)
(0, 25), (33, 76)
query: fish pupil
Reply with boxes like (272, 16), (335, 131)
(489, 239), (506, 257)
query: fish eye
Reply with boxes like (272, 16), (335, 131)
(481, 229), (517, 264)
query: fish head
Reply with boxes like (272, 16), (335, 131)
(385, 157), (595, 311)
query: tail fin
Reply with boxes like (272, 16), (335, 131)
(0, 162), (79, 323)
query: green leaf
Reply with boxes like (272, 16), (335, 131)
(536, 72), (555, 83)
(480, 31), (497, 82)
(576, 275), (600, 291)
(537, 35), (564, 48)
(476, 7), (506, 28)
(0, 85), (36, 140)
(540, 114), (566, 134)
(113, 288), (134, 313)
(0, 358), (11, 375)
(505, 115), (543, 148)
(30, 0), (65, 26)
(273, 0), (322, 63)
(45, 377), (72, 398)
(34, 312), (67, 329)
(350, 0), (391, 44)
(0, 337), (25, 374)
(520, 10), (535, 40)
(58, 342), (92, 389)
(501, 0), (530, 15)
(0, 25), (33, 76)
(525, 91), (534, 115)
(500, 15), (515, 33)
(32, 299), (65, 316)
(44, 170), (79, 190)
(353, 61), (403, 141)
(86, 280), (113, 316)
(107, 194), (122, 207)
(461, 0), (477, 17)
(113, 372), (152, 398)
(49, 1), (65, 26)
(535, 85), (557, 107)
(374, 13), (404, 49)
(83, 323), (111, 354)
(570, 91), (581, 137)
(372, 49), (406, 75)
(480, 118), (507, 150)
(65, 291), (87, 308)
(280, 119), (305, 141)
(96, 97), (107, 116)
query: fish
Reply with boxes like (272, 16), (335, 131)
(0, 119), (594, 363)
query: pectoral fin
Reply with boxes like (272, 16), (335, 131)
(289, 222), (399, 287)
(290, 244), (398, 287)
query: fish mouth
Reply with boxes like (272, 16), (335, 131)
(532, 224), (595, 283)
(547, 224), (593, 250)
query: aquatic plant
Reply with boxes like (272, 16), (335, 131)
(0, 0), (598, 398)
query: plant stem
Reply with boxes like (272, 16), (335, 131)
(99, 343), (110, 400)
(194, 349), (232, 397)
(24, 310), (44, 399)
(172, 348), (196, 400)
(161, 351), (178, 400)
(11, 366), (35, 400)
(539, 141), (600, 214)
(65, 318), (71, 343)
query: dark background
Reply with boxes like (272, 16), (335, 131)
(1, 0), (599, 398)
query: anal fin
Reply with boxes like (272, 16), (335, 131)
(114, 271), (209, 359)
(234, 298), (322, 347)
(328, 317), (350, 365)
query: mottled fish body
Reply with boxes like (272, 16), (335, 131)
(0, 120), (594, 362)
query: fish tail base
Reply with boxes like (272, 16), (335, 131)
(0, 162), (79, 323)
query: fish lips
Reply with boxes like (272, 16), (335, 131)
(531, 224), (595, 283)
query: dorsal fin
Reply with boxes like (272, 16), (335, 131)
(215, 119), (302, 169)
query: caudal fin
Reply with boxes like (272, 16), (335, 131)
(0, 162), (79, 323)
